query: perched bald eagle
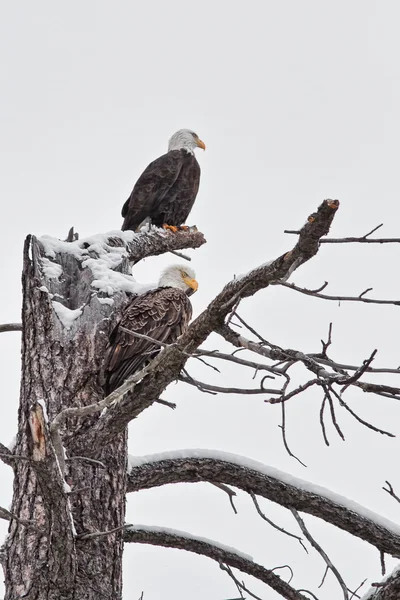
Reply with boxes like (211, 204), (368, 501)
(121, 129), (205, 232)
(102, 265), (198, 394)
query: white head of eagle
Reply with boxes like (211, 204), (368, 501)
(159, 264), (198, 296)
(168, 129), (206, 154)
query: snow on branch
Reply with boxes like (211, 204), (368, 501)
(360, 563), (400, 600)
(126, 449), (400, 558)
(69, 199), (340, 454)
(124, 524), (309, 600)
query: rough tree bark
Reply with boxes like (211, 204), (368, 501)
(1, 204), (400, 599)
(2, 229), (206, 600)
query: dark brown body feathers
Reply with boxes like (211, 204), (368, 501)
(103, 287), (192, 394)
(121, 149), (200, 231)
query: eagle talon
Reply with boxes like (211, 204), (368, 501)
(162, 224), (179, 233)
(178, 225), (190, 232)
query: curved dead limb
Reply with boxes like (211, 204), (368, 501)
(0, 323), (22, 333)
(126, 452), (400, 557)
(124, 525), (308, 600)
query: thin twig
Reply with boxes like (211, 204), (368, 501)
(78, 523), (132, 541)
(281, 281), (400, 306)
(380, 551), (386, 576)
(383, 481), (400, 504)
(249, 491), (307, 550)
(322, 385), (345, 441)
(319, 395), (329, 446)
(349, 579), (367, 600)
(220, 563), (263, 600)
(320, 323), (333, 358)
(329, 386), (395, 438)
(179, 374), (281, 396)
(271, 565), (294, 583)
(279, 401), (307, 467)
(211, 482), (238, 514)
(169, 249), (191, 261)
(291, 509), (349, 600)
(154, 398), (177, 409)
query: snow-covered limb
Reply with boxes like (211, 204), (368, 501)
(124, 525), (308, 600)
(360, 563), (400, 600)
(126, 450), (400, 558)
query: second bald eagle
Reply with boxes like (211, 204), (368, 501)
(121, 129), (205, 232)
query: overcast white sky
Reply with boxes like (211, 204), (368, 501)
(1, 1), (400, 598)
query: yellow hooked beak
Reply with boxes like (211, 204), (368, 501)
(184, 277), (199, 293)
(195, 137), (206, 150)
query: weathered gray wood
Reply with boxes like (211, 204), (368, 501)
(1, 227), (205, 600)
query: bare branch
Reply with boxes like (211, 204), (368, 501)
(291, 509), (349, 600)
(272, 565), (294, 583)
(78, 524), (131, 541)
(279, 400), (307, 467)
(127, 452), (400, 557)
(0, 323), (22, 333)
(211, 482), (238, 514)
(284, 222), (400, 244)
(281, 281), (400, 306)
(220, 563), (264, 600)
(124, 526), (309, 600)
(154, 398), (176, 409)
(328, 386), (395, 437)
(383, 481), (400, 505)
(249, 491), (306, 549)
(179, 373), (282, 396)
(349, 579), (367, 599)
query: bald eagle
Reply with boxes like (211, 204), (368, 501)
(102, 265), (198, 394)
(121, 129), (205, 232)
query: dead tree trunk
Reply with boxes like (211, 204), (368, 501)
(1, 228), (205, 600)
(3, 236), (129, 599)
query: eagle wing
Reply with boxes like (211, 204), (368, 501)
(122, 150), (185, 231)
(103, 287), (192, 393)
